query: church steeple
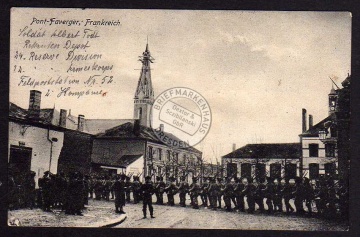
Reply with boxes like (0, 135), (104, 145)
(134, 42), (155, 127)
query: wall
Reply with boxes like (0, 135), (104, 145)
(9, 121), (64, 187)
(301, 136), (338, 175)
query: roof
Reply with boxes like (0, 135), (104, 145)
(85, 119), (134, 135)
(118, 154), (143, 167)
(300, 113), (336, 137)
(222, 143), (301, 159)
(96, 122), (201, 154)
(9, 102), (59, 125)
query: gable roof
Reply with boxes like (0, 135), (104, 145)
(299, 113), (336, 137)
(9, 102), (59, 125)
(96, 122), (201, 154)
(222, 143), (301, 159)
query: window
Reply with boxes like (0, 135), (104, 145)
(158, 148), (162, 160)
(183, 154), (187, 164)
(325, 143), (336, 157)
(227, 163), (237, 177)
(309, 144), (319, 157)
(309, 163), (319, 179)
(324, 163), (336, 176)
(174, 152), (178, 163)
(167, 150), (171, 161)
(241, 163), (251, 179)
(285, 163), (297, 179)
(255, 163), (266, 180)
(148, 146), (153, 159)
(270, 163), (281, 179)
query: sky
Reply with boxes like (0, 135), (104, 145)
(10, 9), (351, 163)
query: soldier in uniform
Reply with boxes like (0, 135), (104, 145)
(125, 175), (132, 203)
(273, 178), (283, 212)
(154, 176), (161, 204)
(40, 171), (52, 212)
(164, 177), (177, 206)
(233, 177), (245, 212)
(188, 177), (200, 209)
(208, 177), (219, 210)
(132, 175), (141, 204)
(262, 176), (275, 214)
(157, 176), (166, 205)
(140, 176), (155, 218)
(282, 178), (295, 214)
(216, 177), (223, 209)
(293, 177), (305, 215)
(303, 177), (314, 215)
(113, 174), (126, 214)
(83, 175), (90, 206)
(242, 177), (256, 213)
(254, 177), (265, 213)
(110, 175), (116, 200)
(178, 176), (189, 207)
(221, 177), (234, 212)
(200, 177), (209, 207)
(24, 171), (36, 209)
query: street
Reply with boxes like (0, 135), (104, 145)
(116, 196), (348, 230)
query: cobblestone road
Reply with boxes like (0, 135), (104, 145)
(116, 196), (348, 230)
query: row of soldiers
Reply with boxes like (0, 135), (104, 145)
(123, 174), (348, 218)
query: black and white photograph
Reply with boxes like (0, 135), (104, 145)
(7, 8), (351, 231)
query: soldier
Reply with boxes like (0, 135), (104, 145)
(83, 175), (90, 206)
(58, 172), (67, 209)
(254, 177), (265, 213)
(164, 177), (177, 206)
(178, 176), (189, 207)
(233, 177), (245, 212)
(103, 176), (111, 201)
(221, 177), (234, 212)
(293, 177), (305, 215)
(110, 175), (116, 200)
(132, 176), (142, 204)
(141, 176), (155, 218)
(326, 176), (337, 217)
(125, 175), (132, 203)
(93, 176), (103, 200)
(282, 178), (295, 214)
(200, 177), (209, 207)
(303, 177), (314, 215)
(273, 178), (283, 212)
(157, 176), (166, 205)
(113, 174), (126, 214)
(188, 177), (200, 209)
(314, 177), (327, 216)
(8, 173), (17, 210)
(40, 171), (52, 212)
(154, 176), (161, 204)
(216, 177), (223, 209)
(263, 176), (275, 214)
(208, 177), (219, 210)
(242, 177), (256, 214)
(23, 171), (36, 209)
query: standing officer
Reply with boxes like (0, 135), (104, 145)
(40, 171), (52, 212)
(178, 176), (189, 207)
(141, 176), (155, 218)
(293, 177), (305, 214)
(113, 174), (126, 214)
(273, 178), (283, 212)
(132, 176), (141, 204)
(188, 177), (200, 209)
(263, 176), (275, 214)
(303, 177), (314, 215)
(154, 176), (161, 204)
(157, 176), (166, 205)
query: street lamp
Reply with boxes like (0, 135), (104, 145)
(318, 130), (327, 140)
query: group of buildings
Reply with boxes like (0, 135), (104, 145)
(222, 75), (351, 182)
(8, 44), (203, 187)
(8, 42), (351, 188)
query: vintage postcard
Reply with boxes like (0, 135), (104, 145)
(8, 8), (350, 230)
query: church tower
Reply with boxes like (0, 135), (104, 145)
(134, 42), (154, 127)
(328, 85), (338, 115)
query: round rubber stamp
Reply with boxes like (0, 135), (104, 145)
(151, 87), (212, 149)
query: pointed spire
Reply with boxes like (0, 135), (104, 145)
(146, 35), (149, 52)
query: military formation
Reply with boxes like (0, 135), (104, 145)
(8, 170), (348, 220)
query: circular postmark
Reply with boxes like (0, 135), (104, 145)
(151, 87), (212, 149)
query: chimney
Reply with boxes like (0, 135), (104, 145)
(77, 114), (85, 131)
(302, 108), (307, 133)
(232, 143), (236, 152)
(160, 124), (164, 132)
(59, 109), (67, 128)
(309, 114), (313, 129)
(28, 90), (41, 119)
(133, 119), (141, 136)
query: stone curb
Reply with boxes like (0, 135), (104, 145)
(99, 214), (127, 228)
